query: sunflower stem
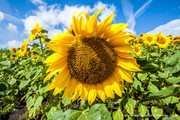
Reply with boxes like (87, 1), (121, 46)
(39, 38), (44, 57)
(146, 45), (150, 61)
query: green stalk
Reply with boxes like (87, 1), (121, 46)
(39, 38), (44, 57)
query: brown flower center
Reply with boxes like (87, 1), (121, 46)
(67, 37), (117, 84)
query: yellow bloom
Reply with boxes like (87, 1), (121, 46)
(139, 33), (144, 38)
(143, 33), (157, 46)
(18, 39), (28, 57)
(28, 23), (43, 42)
(156, 32), (171, 48)
(44, 9), (141, 104)
(41, 33), (46, 42)
(132, 44), (143, 57)
(10, 47), (17, 53)
(32, 55), (40, 62)
(173, 36), (180, 45)
(2, 53), (6, 55)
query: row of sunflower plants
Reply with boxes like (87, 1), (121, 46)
(0, 10), (180, 120)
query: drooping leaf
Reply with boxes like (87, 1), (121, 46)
(113, 108), (124, 120)
(151, 106), (163, 119)
(86, 104), (112, 120)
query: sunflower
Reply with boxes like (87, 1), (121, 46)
(18, 39), (28, 57)
(173, 36), (180, 45)
(44, 9), (141, 104)
(41, 33), (46, 42)
(10, 47), (17, 53)
(143, 33), (157, 46)
(28, 23), (43, 42)
(156, 32), (171, 48)
(132, 44), (143, 57)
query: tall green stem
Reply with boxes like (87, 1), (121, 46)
(39, 38), (44, 57)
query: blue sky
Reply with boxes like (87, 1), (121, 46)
(0, 0), (180, 48)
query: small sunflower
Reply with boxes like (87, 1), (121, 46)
(173, 36), (180, 45)
(156, 32), (171, 48)
(28, 23), (43, 42)
(10, 47), (17, 53)
(143, 33), (157, 46)
(18, 39), (28, 57)
(132, 44), (143, 57)
(41, 33), (46, 42)
(44, 9), (141, 104)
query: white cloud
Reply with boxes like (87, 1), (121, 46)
(7, 40), (22, 48)
(121, 0), (153, 34)
(22, 1), (116, 37)
(7, 23), (18, 32)
(148, 19), (180, 36)
(0, 11), (4, 22)
(31, 0), (46, 5)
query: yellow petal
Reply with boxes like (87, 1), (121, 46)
(71, 82), (82, 102)
(88, 84), (97, 104)
(114, 45), (132, 53)
(96, 83), (106, 102)
(62, 78), (78, 98)
(117, 57), (142, 72)
(104, 23), (128, 38)
(96, 13), (114, 37)
(51, 33), (76, 45)
(102, 79), (115, 98)
(116, 66), (133, 83)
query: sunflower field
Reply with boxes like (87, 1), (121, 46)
(0, 10), (180, 120)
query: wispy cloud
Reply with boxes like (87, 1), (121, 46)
(3, 13), (23, 23)
(121, 0), (153, 34)
(148, 19), (180, 36)
(0, 11), (4, 22)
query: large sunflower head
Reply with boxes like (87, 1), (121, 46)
(44, 9), (141, 104)
(156, 32), (171, 48)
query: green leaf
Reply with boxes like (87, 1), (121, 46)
(162, 97), (171, 105)
(0, 82), (10, 95)
(140, 86), (180, 102)
(158, 71), (167, 78)
(166, 77), (180, 84)
(124, 98), (136, 116)
(46, 107), (57, 119)
(126, 117), (134, 120)
(171, 96), (179, 104)
(148, 83), (159, 93)
(62, 97), (71, 107)
(8, 78), (16, 85)
(164, 117), (179, 120)
(165, 53), (180, 67)
(34, 96), (43, 109)
(48, 110), (64, 120)
(27, 96), (35, 110)
(86, 104), (112, 120)
(0, 60), (10, 66)
(176, 102), (180, 111)
(138, 104), (147, 117)
(29, 107), (36, 118)
(19, 80), (30, 90)
(113, 108), (124, 120)
(137, 73), (147, 81)
(65, 111), (87, 120)
(150, 53), (159, 57)
(151, 106), (163, 119)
